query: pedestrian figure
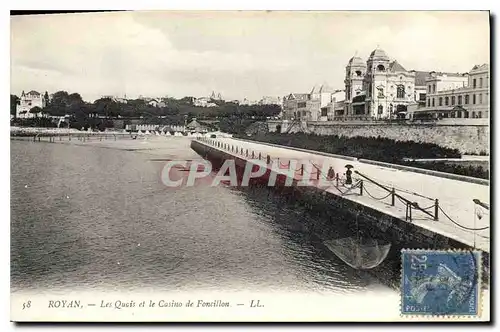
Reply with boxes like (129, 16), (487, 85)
(344, 164), (354, 187)
(327, 166), (335, 180)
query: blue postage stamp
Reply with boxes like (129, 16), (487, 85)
(401, 249), (481, 316)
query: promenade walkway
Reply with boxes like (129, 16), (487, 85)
(198, 137), (490, 252)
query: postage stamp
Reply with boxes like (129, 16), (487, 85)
(401, 249), (481, 316)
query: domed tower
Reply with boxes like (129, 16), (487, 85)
(345, 56), (367, 102)
(365, 47), (391, 118)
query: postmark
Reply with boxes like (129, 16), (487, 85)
(401, 249), (481, 317)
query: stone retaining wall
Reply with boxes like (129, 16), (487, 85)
(267, 120), (489, 155)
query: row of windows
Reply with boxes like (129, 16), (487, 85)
(426, 94), (487, 107)
(472, 77), (486, 89)
(428, 77), (487, 93)
(375, 85), (406, 98)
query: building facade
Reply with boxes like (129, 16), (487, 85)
(16, 90), (47, 118)
(258, 96), (282, 106)
(417, 64), (489, 119)
(193, 97), (218, 107)
(344, 48), (427, 119)
(282, 84), (340, 121)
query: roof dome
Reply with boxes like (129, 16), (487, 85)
(348, 56), (365, 67)
(368, 48), (389, 61)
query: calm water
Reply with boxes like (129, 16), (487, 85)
(11, 138), (392, 294)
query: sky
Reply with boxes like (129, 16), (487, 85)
(10, 11), (490, 102)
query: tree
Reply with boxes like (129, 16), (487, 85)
(10, 94), (19, 118)
(29, 106), (42, 118)
(44, 91), (49, 104)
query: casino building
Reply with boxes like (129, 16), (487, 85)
(343, 48), (429, 119)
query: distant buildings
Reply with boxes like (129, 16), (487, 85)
(210, 91), (223, 101)
(192, 91), (223, 107)
(16, 90), (47, 118)
(239, 98), (259, 106)
(343, 48), (429, 119)
(282, 84), (345, 121)
(258, 96), (283, 106)
(186, 118), (209, 132)
(193, 97), (218, 107)
(147, 99), (166, 108)
(101, 95), (128, 104)
(413, 64), (490, 119)
(280, 47), (489, 122)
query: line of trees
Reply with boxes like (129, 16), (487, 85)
(10, 91), (282, 131)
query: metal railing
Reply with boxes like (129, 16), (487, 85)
(197, 137), (491, 236)
(197, 137), (363, 196)
(354, 170), (439, 222)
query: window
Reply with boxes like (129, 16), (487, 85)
(378, 105), (383, 115)
(355, 70), (362, 76)
(433, 84), (436, 93)
(473, 94), (476, 104)
(473, 79), (477, 89)
(480, 78), (483, 88)
(465, 95), (469, 104)
(458, 96), (462, 105)
(478, 111), (482, 118)
(321, 108), (328, 117)
(432, 98), (435, 107)
(445, 97), (449, 106)
(472, 111), (476, 118)
(428, 85), (431, 93)
(427, 99), (430, 107)
(419, 93), (426, 101)
(378, 88), (384, 98)
(439, 97), (443, 106)
(451, 96), (455, 105)
(377, 65), (385, 71)
(298, 102), (306, 108)
(479, 94), (483, 104)
(396, 85), (405, 99)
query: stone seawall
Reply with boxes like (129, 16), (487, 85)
(267, 120), (489, 155)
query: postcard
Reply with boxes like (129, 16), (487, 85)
(10, 10), (490, 322)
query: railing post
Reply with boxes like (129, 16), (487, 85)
(300, 164), (304, 176)
(391, 187), (395, 206)
(258, 152), (261, 160)
(266, 155), (271, 164)
(336, 173), (339, 187)
(246, 149), (248, 157)
(316, 168), (320, 180)
(288, 160), (291, 169)
(252, 151), (255, 158)
(434, 199), (439, 221)
(359, 180), (363, 195)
